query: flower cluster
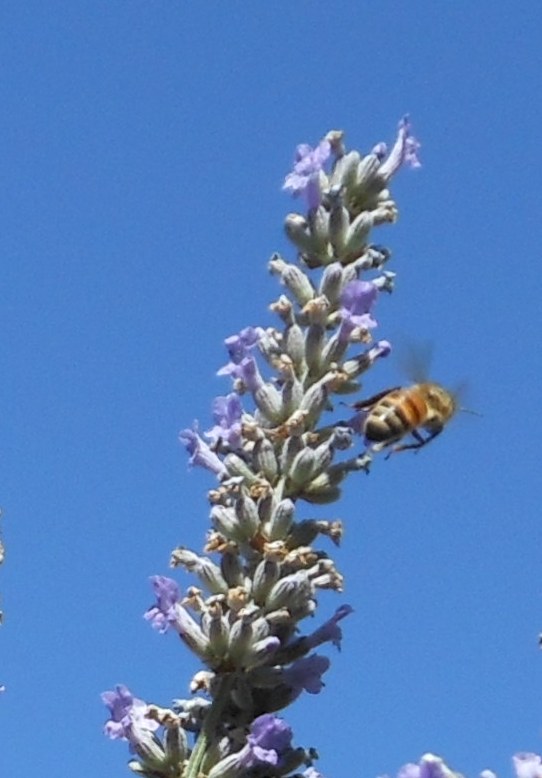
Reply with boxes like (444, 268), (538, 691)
(101, 118), (514, 778)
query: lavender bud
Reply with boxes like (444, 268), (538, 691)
(223, 453), (262, 486)
(164, 724), (188, 766)
(253, 383), (284, 424)
(269, 293), (294, 325)
(234, 495), (260, 537)
(211, 505), (246, 543)
(266, 498), (295, 541)
(203, 606), (229, 658)
(298, 379), (329, 427)
(328, 199), (349, 257)
(169, 549), (228, 595)
(319, 334), (347, 369)
(281, 375), (305, 420)
(330, 149), (361, 190)
(227, 614), (255, 662)
(304, 323), (325, 375)
(283, 214), (317, 255)
(280, 264), (315, 307)
(300, 472), (342, 504)
(279, 436), (304, 477)
(318, 262), (344, 307)
(343, 211), (373, 256)
(307, 205), (330, 251)
(220, 550), (244, 588)
(355, 153), (381, 193)
(131, 733), (167, 770)
(266, 571), (313, 612)
(288, 447), (317, 488)
(252, 559), (280, 604)
(252, 438), (278, 483)
(283, 323), (306, 369)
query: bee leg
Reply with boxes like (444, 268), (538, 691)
(391, 428), (442, 455)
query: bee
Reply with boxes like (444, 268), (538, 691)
(354, 382), (457, 454)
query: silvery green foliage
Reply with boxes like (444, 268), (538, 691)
(103, 119), (429, 778)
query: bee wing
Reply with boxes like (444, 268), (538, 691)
(352, 386), (402, 410)
(397, 340), (433, 383)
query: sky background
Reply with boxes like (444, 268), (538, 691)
(0, 3), (541, 777)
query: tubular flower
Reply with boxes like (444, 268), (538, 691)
(283, 140), (331, 209)
(377, 115), (422, 181)
(205, 393), (243, 450)
(102, 685), (159, 743)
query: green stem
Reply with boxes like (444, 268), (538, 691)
(184, 674), (234, 778)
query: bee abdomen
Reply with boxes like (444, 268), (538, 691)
(365, 393), (425, 442)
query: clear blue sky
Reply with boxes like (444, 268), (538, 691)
(1, 3), (541, 777)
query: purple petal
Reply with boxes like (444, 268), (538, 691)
(143, 576), (180, 633)
(101, 684), (158, 742)
(305, 604), (354, 650)
(378, 115), (421, 181)
(179, 426), (228, 477)
(282, 654), (330, 694)
(283, 139), (331, 208)
(205, 393), (243, 449)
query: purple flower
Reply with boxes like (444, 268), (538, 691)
(143, 575), (209, 660)
(282, 654), (330, 695)
(240, 714), (293, 769)
(205, 393), (243, 450)
(339, 280), (378, 341)
(305, 604), (353, 650)
(179, 426), (228, 478)
(102, 684), (159, 743)
(144, 576), (181, 633)
(218, 326), (264, 376)
(283, 140), (331, 209)
(378, 115), (421, 182)
(514, 754), (542, 778)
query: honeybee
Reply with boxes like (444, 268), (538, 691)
(354, 382), (456, 454)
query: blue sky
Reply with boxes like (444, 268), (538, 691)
(1, 3), (541, 776)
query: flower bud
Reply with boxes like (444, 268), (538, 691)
(170, 549), (228, 595)
(252, 559), (280, 604)
(266, 571), (313, 612)
(304, 323), (325, 375)
(283, 213), (316, 254)
(343, 211), (373, 256)
(220, 550), (244, 588)
(266, 498), (295, 541)
(283, 323), (306, 370)
(280, 264), (315, 307)
(164, 724), (188, 766)
(279, 436), (304, 477)
(288, 447), (317, 488)
(318, 262), (344, 307)
(298, 379), (329, 427)
(328, 200), (349, 257)
(307, 205), (330, 252)
(234, 494), (260, 538)
(330, 149), (360, 190)
(210, 505), (246, 543)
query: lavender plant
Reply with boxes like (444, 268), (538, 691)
(101, 119), (538, 778)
